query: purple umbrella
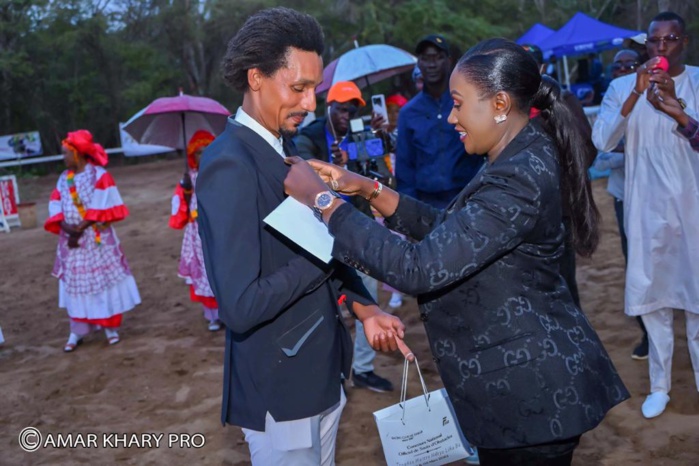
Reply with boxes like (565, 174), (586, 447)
(123, 91), (230, 152)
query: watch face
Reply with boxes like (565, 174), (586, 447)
(316, 192), (334, 209)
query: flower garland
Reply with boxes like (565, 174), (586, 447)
(182, 186), (198, 222)
(66, 170), (101, 245)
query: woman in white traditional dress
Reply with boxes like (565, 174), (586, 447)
(45, 130), (141, 352)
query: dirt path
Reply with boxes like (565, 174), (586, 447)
(1, 159), (697, 465)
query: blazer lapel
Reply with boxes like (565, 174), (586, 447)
(228, 120), (289, 194)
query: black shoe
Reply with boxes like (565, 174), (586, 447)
(352, 371), (394, 392)
(632, 335), (649, 360)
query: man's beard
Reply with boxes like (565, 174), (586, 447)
(280, 112), (309, 140)
(280, 128), (298, 140)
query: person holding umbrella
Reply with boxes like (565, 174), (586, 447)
(44, 130), (141, 352)
(170, 130), (221, 332)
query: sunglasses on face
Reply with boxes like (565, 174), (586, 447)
(612, 61), (639, 71)
(646, 34), (684, 45)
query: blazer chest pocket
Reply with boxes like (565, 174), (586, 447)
(276, 308), (325, 357)
(469, 332), (542, 375)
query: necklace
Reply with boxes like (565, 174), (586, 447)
(66, 170), (101, 245)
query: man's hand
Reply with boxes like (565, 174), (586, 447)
(633, 57), (666, 95)
(330, 142), (348, 166)
(647, 72), (689, 127)
(363, 311), (414, 360)
(354, 303), (414, 361)
(370, 113), (387, 134)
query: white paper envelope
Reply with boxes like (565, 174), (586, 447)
(263, 197), (334, 263)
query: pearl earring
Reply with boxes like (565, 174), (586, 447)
(494, 114), (507, 124)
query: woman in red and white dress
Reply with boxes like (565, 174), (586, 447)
(170, 130), (221, 331)
(45, 130), (141, 352)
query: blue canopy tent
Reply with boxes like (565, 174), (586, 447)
(516, 23), (555, 46)
(538, 12), (641, 88)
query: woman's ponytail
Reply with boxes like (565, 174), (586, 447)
(536, 77), (599, 257)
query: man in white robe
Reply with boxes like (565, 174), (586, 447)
(592, 11), (699, 419)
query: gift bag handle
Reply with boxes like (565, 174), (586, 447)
(399, 356), (431, 424)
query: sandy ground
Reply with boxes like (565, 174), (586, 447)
(1, 158), (697, 466)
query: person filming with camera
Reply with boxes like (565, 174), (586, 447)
(295, 80), (396, 393)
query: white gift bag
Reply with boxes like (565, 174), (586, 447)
(373, 357), (473, 466)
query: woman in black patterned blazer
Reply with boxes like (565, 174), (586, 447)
(284, 38), (629, 465)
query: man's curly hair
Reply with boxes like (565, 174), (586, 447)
(222, 7), (324, 93)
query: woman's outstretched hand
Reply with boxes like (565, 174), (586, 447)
(307, 159), (371, 198)
(283, 156), (331, 206)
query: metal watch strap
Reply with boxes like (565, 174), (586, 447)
(311, 191), (340, 222)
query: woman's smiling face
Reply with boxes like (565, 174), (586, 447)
(447, 70), (498, 156)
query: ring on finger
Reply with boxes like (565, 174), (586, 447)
(331, 179), (339, 191)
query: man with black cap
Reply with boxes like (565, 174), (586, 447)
(395, 34), (484, 208)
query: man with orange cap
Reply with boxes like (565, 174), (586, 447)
(295, 81), (395, 393)
(296, 81), (384, 167)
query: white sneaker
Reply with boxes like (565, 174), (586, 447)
(208, 320), (221, 332)
(641, 392), (670, 418)
(388, 293), (403, 308)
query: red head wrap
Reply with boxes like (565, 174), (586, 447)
(62, 130), (108, 167)
(386, 94), (408, 108)
(187, 130), (215, 169)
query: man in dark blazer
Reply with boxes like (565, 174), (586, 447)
(195, 7), (407, 465)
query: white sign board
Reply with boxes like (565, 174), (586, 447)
(0, 131), (43, 160)
(0, 175), (21, 232)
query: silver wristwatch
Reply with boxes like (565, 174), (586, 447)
(311, 191), (339, 221)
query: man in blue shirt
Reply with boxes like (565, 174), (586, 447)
(396, 34), (484, 208)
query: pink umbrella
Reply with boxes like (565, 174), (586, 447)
(123, 91), (231, 152)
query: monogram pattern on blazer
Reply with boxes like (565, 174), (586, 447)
(328, 121), (629, 449)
